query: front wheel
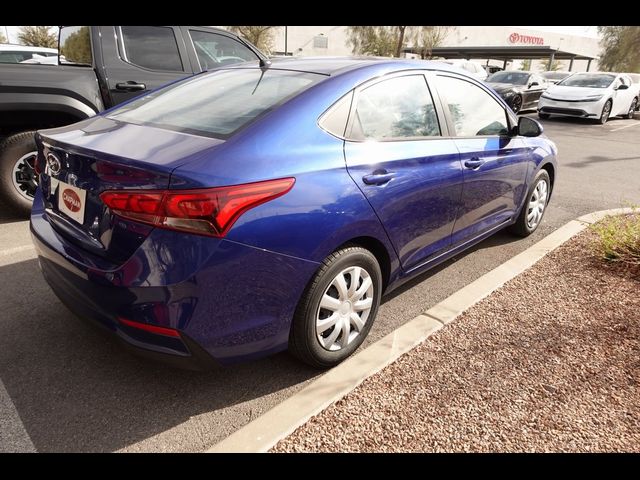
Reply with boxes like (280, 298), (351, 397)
(598, 100), (612, 125)
(509, 169), (551, 237)
(627, 98), (638, 119)
(289, 246), (382, 368)
(511, 95), (523, 114)
(0, 131), (38, 217)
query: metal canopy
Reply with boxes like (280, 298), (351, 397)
(404, 45), (597, 61)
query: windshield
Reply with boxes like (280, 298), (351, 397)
(542, 72), (569, 81)
(558, 74), (616, 88)
(487, 71), (529, 85)
(108, 68), (323, 138)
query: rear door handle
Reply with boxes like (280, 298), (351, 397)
(362, 171), (395, 185)
(116, 81), (146, 91)
(464, 158), (485, 169)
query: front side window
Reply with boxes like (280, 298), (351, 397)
(349, 75), (440, 141)
(108, 68), (322, 138)
(120, 26), (183, 72)
(189, 30), (258, 70)
(59, 26), (92, 65)
(435, 75), (509, 137)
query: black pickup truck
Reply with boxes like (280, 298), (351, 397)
(0, 25), (266, 215)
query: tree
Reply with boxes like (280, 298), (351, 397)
(60, 26), (91, 64)
(598, 26), (640, 72)
(18, 26), (57, 48)
(227, 26), (275, 53)
(0, 30), (6, 44)
(409, 26), (454, 59)
(520, 59), (532, 71)
(347, 26), (406, 57)
(539, 58), (562, 71)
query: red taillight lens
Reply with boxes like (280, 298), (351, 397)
(100, 178), (295, 237)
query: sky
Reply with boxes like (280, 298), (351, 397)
(2, 25), (601, 44)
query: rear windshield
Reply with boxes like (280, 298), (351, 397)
(108, 68), (324, 138)
(558, 74), (615, 88)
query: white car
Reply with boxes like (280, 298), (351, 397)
(443, 60), (488, 81)
(538, 72), (639, 124)
(0, 44), (58, 64)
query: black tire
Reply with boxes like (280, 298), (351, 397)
(509, 169), (552, 237)
(289, 246), (382, 368)
(597, 99), (612, 125)
(0, 131), (38, 217)
(627, 98), (638, 119)
(538, 112), (550, 120)
(511, 95), (523, 114)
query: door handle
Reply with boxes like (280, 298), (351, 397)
(464, 158), (485, 169)
(116, 81), (146, 91)
(362, 171), (395, 185)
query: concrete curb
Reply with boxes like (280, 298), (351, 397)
(207, 207), (635, 453)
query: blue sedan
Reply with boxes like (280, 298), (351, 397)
(30, 58), (557, 368)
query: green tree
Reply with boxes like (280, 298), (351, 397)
(410, 26), (454, 59)
(520, 59), (532, 71)
(347, 26), (406, 57)
(60, 27), (91, 65)
(18, 26), (57, 48)
(0, 31), (6, 44)
(227, 26), (275, 53)
(598, 26), (640, 72)
(539, 58), (562, 71)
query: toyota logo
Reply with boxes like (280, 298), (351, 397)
(46, 152), (62, 175)
(509, 33), (520, 44)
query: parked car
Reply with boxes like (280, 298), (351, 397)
(443, 60), (488, 81)
(31, 58), (558, 369)
(541, 71), (572, 85)
(486, 70), (548, 113)
(538, 72), (639, 123)
(0, 44), (58, 64)
(0, 26), (266, 216)
(626, 73), (640, 110)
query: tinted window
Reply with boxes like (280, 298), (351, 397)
(59, 26), (92, 65)
(108, 69), (322, 138)
(349, 75), (440, 141)
(487, 71), (530, 85)
(559, 74), (615, 88)
(121, 26), (183, 72)
(319, 92), (353, 138)
(189, 30), (257, 70)
(436, 76), (509, 137)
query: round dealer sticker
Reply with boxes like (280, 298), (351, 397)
(62, 188), (82, 212)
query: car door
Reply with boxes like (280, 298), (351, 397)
(612, 75), (635, 115)
(432, 73), (530, 246)
(343, 73), (464, 271)
(180, 27), (261, 72)
(100, 26), (193, 106)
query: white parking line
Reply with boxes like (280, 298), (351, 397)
(0, 245), (35, 257)
(610, 121), (640, 132)
(0, 379), (36, 452)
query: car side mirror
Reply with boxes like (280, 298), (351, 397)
(617, 84), (629, 90)
(529, 81), (539, 88)
(518, 116), (543, 137)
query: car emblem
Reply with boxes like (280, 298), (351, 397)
(46, 152), (62, 175)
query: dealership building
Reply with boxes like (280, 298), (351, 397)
(266, 26), (600, 72)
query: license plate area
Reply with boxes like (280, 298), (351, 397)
(57, 180), (87, 225)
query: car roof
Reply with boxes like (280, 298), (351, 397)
(0, 44), (58, 53)
(232, 56), (467, 77)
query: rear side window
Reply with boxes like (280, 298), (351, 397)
(349, 75), (441, 141)
(59, 26), (92, 65)
(435, 75), (509, 137)
(120, 26), (183, 72)
(108, 69), (323, 138)
(189, 30), (258, 70)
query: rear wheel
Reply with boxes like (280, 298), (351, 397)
(627, 98), (638, 119)
(598, 100), (612, 125)
(509, 169), (551, 237)
(289, 246), (382, 368)
(0, 131), (38, 217)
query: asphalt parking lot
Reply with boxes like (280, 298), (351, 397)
(1, 112), (639, 452)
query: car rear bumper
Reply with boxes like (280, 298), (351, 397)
(30, 188), (320, 367)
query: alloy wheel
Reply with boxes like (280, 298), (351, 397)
(601, 101), (611, 124)
(526, 178), (548, 230)
(511, 95), (522, 113)
(315, 266), (374, 351)
(11, 151), (38, 201)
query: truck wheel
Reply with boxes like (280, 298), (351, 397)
(0, 131), (38, 217)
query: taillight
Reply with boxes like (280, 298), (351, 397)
(100, 178), (295, 237)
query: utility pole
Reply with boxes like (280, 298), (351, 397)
(284, 26), (288, 56)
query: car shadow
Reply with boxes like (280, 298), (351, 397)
(0, 203), (26, 226)
(0, 228), (525, 452)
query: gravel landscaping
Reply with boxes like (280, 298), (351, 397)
(272, 225), (640, 452)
